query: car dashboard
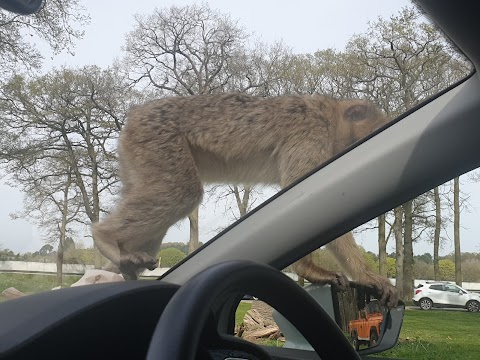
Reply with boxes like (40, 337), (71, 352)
(0, 281), (179, 359)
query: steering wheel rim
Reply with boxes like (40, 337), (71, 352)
(147, 260), (361, 360)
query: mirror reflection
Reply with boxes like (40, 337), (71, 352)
(235, 281), (395, 352)
(334, 283), (385, 350)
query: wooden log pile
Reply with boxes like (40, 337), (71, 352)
(236, 302), (285, 343)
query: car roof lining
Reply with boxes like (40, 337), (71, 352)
(415, 0), (480, 69)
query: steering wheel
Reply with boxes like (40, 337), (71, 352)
(147, 260), (361, 359)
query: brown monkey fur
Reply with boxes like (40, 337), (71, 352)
(92, 93), (398, 307)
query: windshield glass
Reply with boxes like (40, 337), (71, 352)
(0, 2), (475, 358)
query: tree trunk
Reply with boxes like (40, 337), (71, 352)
(188, 207), (199, 254)
(89, 131), (103, 269)
(63, 127), (104, 269)
(93, 246), (103, 269)
(56, 177), (70, 286)
(233, 185), (251, 218)
(433, 186), (441, 281)
(393, 206), (404, 300)
(454, 177), (462, 286)
(56, 231), (65, 287)
(378, 214), (387, 276)
(403, 200), (414, 301)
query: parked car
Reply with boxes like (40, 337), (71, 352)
(413, 282), (480, 312)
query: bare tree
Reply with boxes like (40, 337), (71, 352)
(123, 4), (263, 253)
(206, 185), (270, 226)
(0, 0), (89, 80)
(123, 3), (249, 95)
(403, 200), (414, 300)
(377, 214), (388, 276)
(344, 6), (471, 293)
(393, 206), (404, 299)
(346, 7), (471, 117)
(433, 186), (441, 280)
(8, 156), (82, 285)
(0, 66), (141, 268)
(187, 207), (199, 255)
(453, 176), (462, 286)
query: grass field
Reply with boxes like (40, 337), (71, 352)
(235, 301), (252, 325)
(0, 273), (81, 300)
(375, 309), (480, 360)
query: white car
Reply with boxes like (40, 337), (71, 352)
(413, 282), (480, 312)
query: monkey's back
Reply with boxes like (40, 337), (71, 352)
(122, 93), (335, 158)
(117, 93), (390, 186)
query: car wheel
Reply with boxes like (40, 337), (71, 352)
(351, 331), (360, 351)
(369, 330), (378, 347)
(419, 298), (433, 310)
(466, 300), (480, 312)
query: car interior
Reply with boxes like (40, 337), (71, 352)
(0, 1), (479, 359)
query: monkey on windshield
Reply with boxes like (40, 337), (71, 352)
(92, 92), (398, 308)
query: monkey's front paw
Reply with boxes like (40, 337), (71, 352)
(375, 280), (399, 309)
(362, 275), (398, 309)
(311, 271), (349, 291)
(119, 252), (159, 280)
(329, 272), (349, 291)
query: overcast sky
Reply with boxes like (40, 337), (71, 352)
(2, 0), (479, 257)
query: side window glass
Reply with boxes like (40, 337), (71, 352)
(446, 285), (459, 293)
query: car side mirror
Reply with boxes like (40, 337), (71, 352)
(272, 282), (404, 355)
(0, 0), (44, 15)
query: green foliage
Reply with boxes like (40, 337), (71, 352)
(38, 244), (54, 256)
(413, 260), (434, 280)
(0, 248), (18, 261)
(363, 251), (379, 272)
(159, 242), (203, 254)
(461, 259), (480, 282)
(438, 259), (455, 281)
(415, 253), (433, 264)
(64, 248), (95, 265)
(157, 247), (187, 268)
(64, 237), (76, 252)
(235, 302), (252, 326)
(386, 257), (397, 278)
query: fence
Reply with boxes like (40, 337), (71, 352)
(2, 262), (480, 290)
(285, 272), (480, 292)
(0, 260), (169, 277)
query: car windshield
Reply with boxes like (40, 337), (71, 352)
(0, 1), (477, 359)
